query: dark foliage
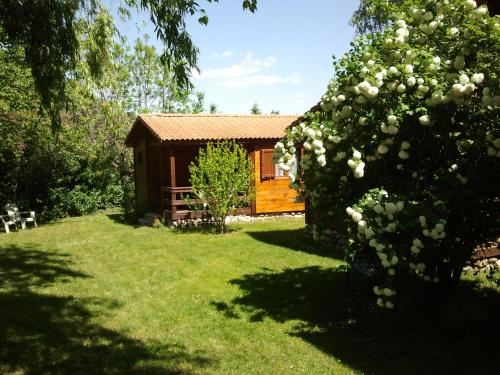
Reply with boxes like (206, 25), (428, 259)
(0, 0), (257, 129)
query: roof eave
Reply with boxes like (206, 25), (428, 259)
(157, 136), (284, 144)
(289, 102), (323, 128)
(125, 116), (163, 147)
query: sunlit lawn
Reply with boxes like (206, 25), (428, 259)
(0, 212), (498, 374)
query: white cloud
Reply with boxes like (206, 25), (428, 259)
(289, 90), (314, 105)
(220, 72), (301, 88)
(210, 50), (234, 59)
(194, 53), (301, 88)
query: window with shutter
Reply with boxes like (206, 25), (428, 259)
(260, 149), (275, 179)
(275, 157), (298, 177)
(261, 148), (300, 180)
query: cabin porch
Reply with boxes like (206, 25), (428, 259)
(162, 186), (252, 222)
(138, 141), (253, 222)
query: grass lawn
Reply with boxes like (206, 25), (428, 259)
(0, 212), (499, 374)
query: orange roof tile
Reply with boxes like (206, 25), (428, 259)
(129, 113), (299, 143)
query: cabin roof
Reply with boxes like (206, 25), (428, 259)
(126, 113), (300, 145)
(289, 102), (322, 128)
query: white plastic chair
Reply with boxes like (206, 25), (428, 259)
(1, 214), (17, 233)
(4, 203), (37, 230)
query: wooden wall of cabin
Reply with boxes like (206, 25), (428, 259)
(146, 133), (162, 208)
(172, 145), (200, 187)
(138, 138), (304, 214)
(168, 143), (253, 188)
(133, 126), (148, 206)
(252, 142), (304, 214)
(168, 141), (304, 214)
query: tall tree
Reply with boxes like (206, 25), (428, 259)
(117, 36), (192, 114)
(0, 24), (190, 220)
(158, 65), (190, 113)
(130, 38), (160, 111)
(191, 91), (205, 114)
(0, 0), (258, 129)
(250, 102), (262, 115)
(350, 0), (403, 34)
(0, 43), (50, 206)
(209, 103), (218, 114)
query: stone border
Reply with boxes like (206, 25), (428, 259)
(225, 212), (304, 223)
(169, 212), (305, 228)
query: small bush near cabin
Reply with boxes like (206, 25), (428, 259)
(189, 141), (255, 233)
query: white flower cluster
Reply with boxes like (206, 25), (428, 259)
(381, 114), (399, 135)
(369, 236), (399, 270)
(274, 141), (297, 173)
(440, 72), (482, 104)
(368, 191), (405, 222)
(346, 191), (407, 304)
(375, 138), (394, 157)
(374, 286), (396, 309)
(408, 232), (440, 284)
(419, 215), (447, 240)
(486, 133), (500, 157)
(347, 150), (365, 178)
(410, 237), (424, 255)
(346, 206), (363, 222)
(301, 125), (327, 167)
(274, 0), (499, 308)
(409, 261), (427, 276)
(398, 141), (411, 160)
(355, 80), (380, 99)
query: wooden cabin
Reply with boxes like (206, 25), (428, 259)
(125, 114), (304, 221)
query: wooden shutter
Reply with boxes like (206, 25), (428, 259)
(260, 149), (275, 180)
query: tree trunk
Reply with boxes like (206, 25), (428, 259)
(219, 215), (226, 234)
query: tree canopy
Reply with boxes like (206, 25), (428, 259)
(351, 0), (498, 34)
(0, 25), (208, 222)
(351, 0), (404, 34)
(0, 0), (257, 128)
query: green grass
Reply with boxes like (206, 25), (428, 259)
(0, 213), (498, 374)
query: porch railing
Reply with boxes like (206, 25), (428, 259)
(161, 186), (251, 221)
(162, 187), (193, 217)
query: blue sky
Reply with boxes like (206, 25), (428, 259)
(112, 0), (359, 114)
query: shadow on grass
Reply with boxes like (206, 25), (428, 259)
(212, 266), (500, 375)
(0, 246), (89, 291)
(171, 223), (242, 235)
(0, 244), (212, 374)
(246, 229), (342, 259)
(106, 213), (241, 235)
(106, 213), (141, 228)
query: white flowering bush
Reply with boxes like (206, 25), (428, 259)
(276, 0), (499, 308)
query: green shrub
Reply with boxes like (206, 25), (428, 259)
(189, 141), (255, 233)
(276, 0), (499, 308)
(151, 217), (165, 229)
